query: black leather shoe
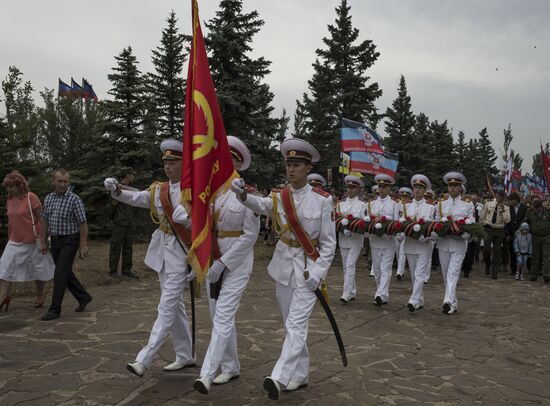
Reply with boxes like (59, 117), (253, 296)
(109, 271), (121, 278)
(41, 311), (60, 321)
(75, 296), (92, 312)
(407, 303), (415, 312)
(442, 302), (451, 314)
(396, 275), (402, 281)
(122, 271), (139, 279)
(374, 296), (383, 306)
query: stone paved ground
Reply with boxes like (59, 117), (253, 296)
(1, 242), (550, 406)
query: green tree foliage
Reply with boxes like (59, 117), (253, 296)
(429, 120), (456, 190)
(454, 130), (468, 172)
(384, 75), (415, 184)
(477, 127), (497, 176)
(298, 0), (382, 170)
(148, 11), (188, 142)
(205, 0), (283, 187)
(1, 66), (44, 175)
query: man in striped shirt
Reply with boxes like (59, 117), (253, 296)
(41, 168), (92, 321)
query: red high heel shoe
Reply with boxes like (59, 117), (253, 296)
(0, 296), (11, 312)
(35, 295), (46, 308)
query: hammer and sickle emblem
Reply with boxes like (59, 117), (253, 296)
(192, 90), (218, 160)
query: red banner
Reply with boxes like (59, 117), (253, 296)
(181, 0), (236, 283)
(542, 146), (550, 195)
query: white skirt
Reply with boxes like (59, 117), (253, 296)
(0, 240), (55, 282)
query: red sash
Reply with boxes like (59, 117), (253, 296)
(159, 182), (192, 248)
(280, 187), (319, 261)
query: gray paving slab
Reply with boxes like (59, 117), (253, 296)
(0, 242), (549, 405)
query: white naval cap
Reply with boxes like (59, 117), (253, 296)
(425, 189), (435, 198)
(344, 175), (364, 188)
(160, 138), (183, 160)
(374, 173), (395, 186)
(227, 135), (251, 171)
(399, 187), (413, 197)
(280, 138), (320, 163)
(443, 171), (467, 185)
(411, 174), (432, 190)
(307, 173), (327, 187)
(372, 185), (379, 193)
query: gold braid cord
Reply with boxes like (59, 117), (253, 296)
(148, 182), (162, 225)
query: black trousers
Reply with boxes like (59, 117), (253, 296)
(48, 233), (90, 314)
(462, 241), (477, 275)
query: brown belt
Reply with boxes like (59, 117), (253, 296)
(217, 230), (244, 238)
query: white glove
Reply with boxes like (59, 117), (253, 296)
(230, 178), (245, 194)
(343, 229), (352, 237)
(461, 232), (471, 240)
(185, 269), (196, 282)
(305, 271), (321, 292)
(208, 260), (225, 283)
(104, 177), (118, 191)
(172, 204), (191, 228)
(430, 231), (439, 242)
(396, 233), (405, 242)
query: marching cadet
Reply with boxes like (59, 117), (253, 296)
(368, 184), (379, 277)
(190, 136), (260, 394)
(425, 189), (435, 204)
(104, 139), (195, 377)
(396, 187), (413, 281)
(367, 174), (400, 305)
(231, 138), (336, 400)
(434, 172), (475, 314)
(337, 175), (367, 303)
(400, 175), (436, 311)
(307, 173), (327, 189)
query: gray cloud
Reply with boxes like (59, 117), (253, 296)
(1, 0), (547, 170)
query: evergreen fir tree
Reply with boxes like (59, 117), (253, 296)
(102, 46), (147, 171)
(148, 11), (188, 142)
(463, 138), (485, 194)
(454, 130), (467, 172)
(384, 75), (416, 184)
(205, 0), (283, 186)
(429, 120), (455, 191)
(298, 0), (382, 170)
(476, 127), (498, 176)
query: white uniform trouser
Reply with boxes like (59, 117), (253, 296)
(201, 269), (251, 380)
(438, 250), (466, 307)
(426, 241), (435, 282)
(371, 247), (395, 302)
(271, 281), (317, 386)
(396, 241), (406, 277)
(340, 247), (361, 298)
(136, 268), (193, 367)
(406, 250), (432, 307)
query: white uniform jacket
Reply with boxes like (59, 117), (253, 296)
(239, 184), (336, 287)
(212, 189), (260, 272)
(366, 196), (400, 249)
(111, 181), (190, 273)
(403, 198), (436, 255)
(337, 197), (367, 249)
(435, 196), (475, 253)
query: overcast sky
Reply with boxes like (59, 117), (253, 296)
(2, 0), (548, 171)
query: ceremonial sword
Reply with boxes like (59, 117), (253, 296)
(304, 271), (348, 367)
